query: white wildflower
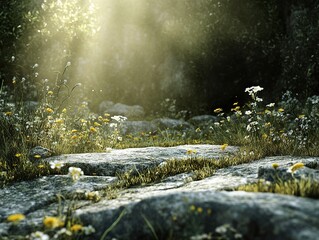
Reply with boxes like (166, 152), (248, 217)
(50, 160), (65, 170)
(83, 225), (96, 235)
(266, 103), (275, 107)
(111, 115), (127, 123)
(30, 231), (49, 240)
(68, 167), (84, 181)
(245, 86), (264, 94)
(256, 97), (263, 102)
(245, 110), (252, 115)
(109, 123), (118, 129)
(53, 228), (72, 239)
(105, 147), (112, 153)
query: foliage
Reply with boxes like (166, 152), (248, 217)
(278, 2), (319, 98)
(237, 178), (319, 199)
(0, 0), (97, 101)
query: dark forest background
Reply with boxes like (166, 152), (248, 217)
(1, 0), (319, 114)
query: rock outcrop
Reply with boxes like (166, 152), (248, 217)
(99, 101), (145, 118)
(1, 145), (319, 239)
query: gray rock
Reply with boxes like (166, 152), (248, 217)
(22, 101), (39, 112)
(0, 175), (115, 236)
(98, 100), (114, 114)
(152, 118), (193, 131)
(119, 121), (157, 135)
(29, 146), (53, 161)
(77, 191), (319, 240)
(188, 115), (218, 126)
(45, 145), (239, 176)
(1, 148), (319, 239)
(100, 102), (145, 118)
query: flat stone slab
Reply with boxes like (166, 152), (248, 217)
(1, 146), (319, 239)
(77, 191), (319, 240)
(45, 144), (239, 176)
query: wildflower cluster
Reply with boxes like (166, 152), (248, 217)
(6, 213), (95, 240)
(211, 86), (319, 154)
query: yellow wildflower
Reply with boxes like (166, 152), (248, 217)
(197, 207), (203, 214)
(80, 119), (87, 123)
(71, 129), (78, 133)
(233, 102), (239, 106)
(7, 213), (25, 222)
(5, 112), (13, 116)
(90, 126), (97, 133)
(289, 162), (304, 173)
(15, 153), (22, 157)
(55, 119), (63, 124)
(70, 224), (83, 232)
(231, 106), (240, 112)
(85, 191), (100, 201)
(34, 155), (41, 159)
(278, 108), (284, 112)
(189, 205), (196, 211)
(264, 122), (271, 127)
(214, 108), (223, 113)
(38, 164), (45, 169)
(264, 109), (271, 114)
(186, 149), (197, 155)
(62, 108), (67, 113)
(221, 144), (228, 151)
(46, 108), (53, 114)
(298, 115), (305, 119)
(47, 91), (54, 95)
(71, 135), (78, 140)
(94, 122), (101, 127)
(43, 216), (64, 229)
(262, 134), (268, 139)
(272, 163), (279, 169)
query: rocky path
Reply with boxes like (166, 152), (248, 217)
(1, 145), (319, 239)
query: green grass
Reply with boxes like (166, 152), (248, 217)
(2, 84), (319, 240)
(1, 84), (319, 190)
(236, 178), (319, 199)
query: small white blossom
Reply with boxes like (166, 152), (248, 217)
(245, 86), (264, 94)
(66, 61), (71, 67)
(111, 115), (127, 123)
(83, 225), (96, 235)
(266, 103), (275, 107)
(105, 147), (112, 153)
(30, 231), (49, 240)
(53, 228), (72, 239)
(109, 123), (118, 128)
(50, 160), (65, 170)
(256, 97), (263, 102)
(68, 167), (84, 181)
(245, 110), (252, 115)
